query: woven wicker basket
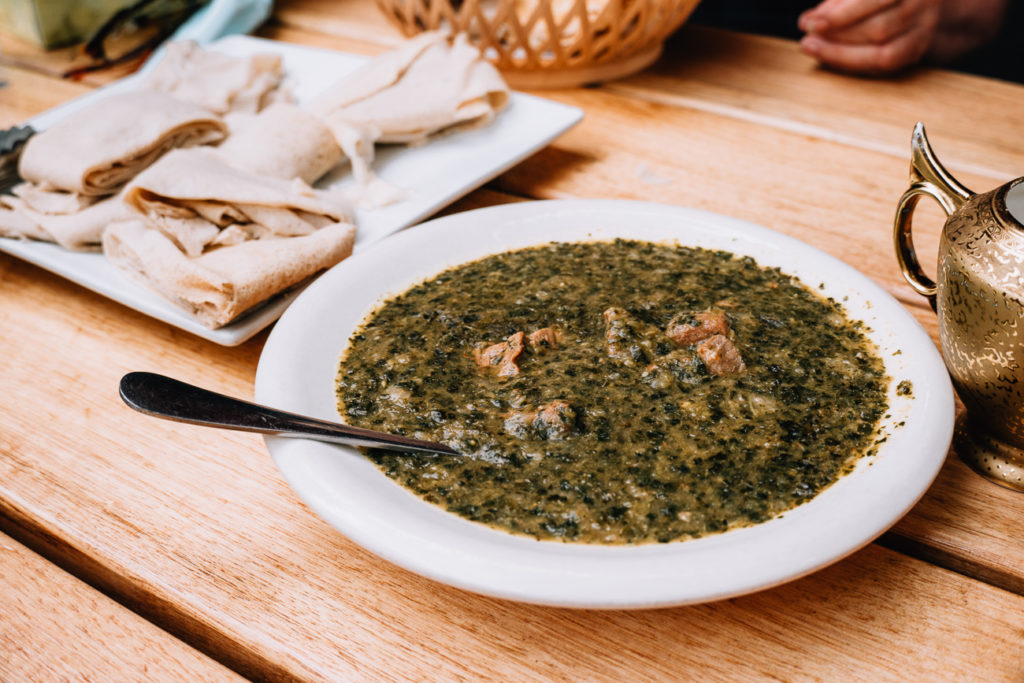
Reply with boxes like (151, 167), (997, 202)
(374, 0), (702, 88)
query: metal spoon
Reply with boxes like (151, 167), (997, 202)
(119, 371), (460, 456)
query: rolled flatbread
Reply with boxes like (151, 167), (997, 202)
(19, 91), (226, 196)
(141, 40), (290, 115)
(103, 218), (356, 328)
(124, 148), (353, 257)
(216, 103), (343, 184)
(310, 32), (509, 145)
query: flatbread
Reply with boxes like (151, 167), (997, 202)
(126, 148), (349, 217)
(141, 40), (290, 115)
(103, 218), (356, 328)
(216, 103), (343, 184)
(123, 147), (351, 256)
(19, 91), (226, 196)
(104, 147), (358, 327)
(9, 183), (96, 214)
(0, 194), (130, 250)
(311, 32), (509, 145)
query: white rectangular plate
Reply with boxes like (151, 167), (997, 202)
(0, 35), (583, 345)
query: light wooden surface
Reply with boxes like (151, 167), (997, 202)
(2, 0), (1024, 679)
(0, 531), (241, 681)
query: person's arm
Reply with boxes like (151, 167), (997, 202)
(797, 0), (1008, 74)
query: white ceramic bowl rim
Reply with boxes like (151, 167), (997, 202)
(255, 199), (954, 608)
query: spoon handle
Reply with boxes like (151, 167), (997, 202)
(118, 372), (459, 456)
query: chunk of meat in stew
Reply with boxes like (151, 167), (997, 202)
(527, 326), (562, 352)
(697, 334), (746, 375)
(665, 310), (731, 346)
(474, 331), (524, 378)
(603, 307), (660, 366)
(504, 400), (577, 440)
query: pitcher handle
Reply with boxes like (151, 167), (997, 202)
(892, 123), (972, 310)
(893, 182), (953, 305)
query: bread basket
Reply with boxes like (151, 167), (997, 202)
(374, 0), (702, 87)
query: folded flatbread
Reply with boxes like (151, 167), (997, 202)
(19, 91), (226, 196)
(0, 192), (130, 250)
(104, 148), (357, 327)
(310, 32), (509, 145)
(103, 218), (355, 328)
(216, 103), (343, 184)
(326, 119), (406, 209)
(7, 183), (96, 214)
(0, 205), (48, 243)
(141, 40), (290, 115)
(123, 148), (353, 257)
(306, 32), (506, 207)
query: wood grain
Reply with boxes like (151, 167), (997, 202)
(260, 13), (994, 314)
(885, 455), (1024, 596)
(0, 259), (1022, 680)
(271, 0), (1024, 182)
(0, 29), (145, 85)
(3, 8), (1024, 679)
(489, 86), (960, 309)
(0, 531), (241, 681)
(0, 64), (93, 126)
(615, 26), (1024, 183)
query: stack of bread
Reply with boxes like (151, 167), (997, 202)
(0, 33), (509, 328)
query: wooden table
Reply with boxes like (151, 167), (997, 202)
(3, 1), (1024, 679)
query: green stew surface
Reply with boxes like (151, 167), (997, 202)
(337, 240), (889, 544)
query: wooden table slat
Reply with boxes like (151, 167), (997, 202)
(0, 188), (1019, 681)
(263, 11), (1006, 313)
(620, 26), (1024, 182)
(2, 5), (1024, 678)
(270, 0), (1024, 182)
(0, 531), (242, 681)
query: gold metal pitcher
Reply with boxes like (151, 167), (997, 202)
(894, 122), (1024, 492)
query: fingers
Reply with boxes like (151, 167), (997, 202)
(798, 0), (900, 33)
(813, 2), (918, 45)
(800, 23), (932, 74)
(798, 0), (942, 74)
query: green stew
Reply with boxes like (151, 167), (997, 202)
(337, 240), (889, 544)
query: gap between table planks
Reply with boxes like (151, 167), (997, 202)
(0, 196), (1020, 679)
(259, 16), (1015, 311)
(0, 252), (1022, 680)
(269, 0), (1024, 181)
(2, 14), (1024, 679)
(0, 11), (1007, 318)
(0, 12), (1015, 581)
(0, 530), (242, 681)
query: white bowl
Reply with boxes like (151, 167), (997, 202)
(256, 199), (954, 608)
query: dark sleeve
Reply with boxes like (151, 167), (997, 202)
(688, 0), (817, 40)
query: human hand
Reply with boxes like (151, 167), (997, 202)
(797, 0), (942, 74)
(799, 0), (1010, 75)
